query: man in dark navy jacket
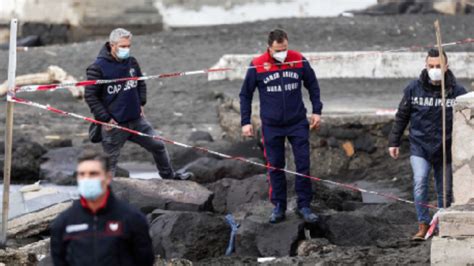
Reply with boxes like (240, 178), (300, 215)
(240, 29), (323, 224)
(388, 49), (467, 240)
(85, 28), (191, 180)
(50, 150), (155, 266)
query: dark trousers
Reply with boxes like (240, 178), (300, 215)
(101, 117), (174, 178)
(262, 119), (312, 209)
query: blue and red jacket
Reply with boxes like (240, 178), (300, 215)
(239, 50), (323, 127)
(50, 189), (155, 266)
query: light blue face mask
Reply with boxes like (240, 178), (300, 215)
(78, 178), (104, 200)
(116, 47), (130, 60)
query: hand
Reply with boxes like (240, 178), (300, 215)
(105, 118), (118, 131)
(242, 124), (254, 137)
(140, 106), (145, 117)
(388, 147), (400, 159)
(310, 114), (321, 130)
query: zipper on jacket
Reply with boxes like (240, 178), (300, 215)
(93, 215), (98, 264)
(278, 64), (286, 124)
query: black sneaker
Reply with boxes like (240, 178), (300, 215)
(269, 203), (286, 224)
(296, 207), (319, 224)
(173, 171), (194, 180)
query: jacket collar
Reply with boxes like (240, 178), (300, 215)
(266, 49), (286, 64)
(80, 187), (112, 214)
(98, 42), (129, 63)
(419, 69), (456, 95)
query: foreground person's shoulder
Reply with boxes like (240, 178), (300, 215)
(51, 200), (82, 229)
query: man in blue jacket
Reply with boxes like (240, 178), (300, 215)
(388, 48), (467, 240)
(240, 29), (323, 224)
(85, 28), (191, 180)
(50, 150), (155, 265)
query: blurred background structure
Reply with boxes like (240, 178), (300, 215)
(1, 0), (472, 46)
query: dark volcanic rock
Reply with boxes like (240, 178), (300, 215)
(354, 134), (376, 154)
(167, 146), (204, 170)
(312, 182), (363, 211)
(319, 203), (417, 246)
(195, 256), (258, 266)
(40, 147), (129, 185)
(232, 201), (307, 257)
(182, 157), (265, 184)
(259, 240), (430, 265)
(167, 140), (263, 170)
(188, 131), (214, 143)
(44, 139), (73, 149)
(206, 174), (268, 214)
(348, 153), (374, 171)
(0, 137), (47, 183)
(327, 136), (339, 148)
(309, 148), (349, 179)
(112, 177), (214, 213)
(352, 0), (438, 15)
(327, 127), (361, 140)
(150, 211), (228, 261)
(39, 147), (82, 185)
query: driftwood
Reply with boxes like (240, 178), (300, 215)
(8, 201), (72, 239)
(433, 0), (472, 14)
(0, 65), (84, 99)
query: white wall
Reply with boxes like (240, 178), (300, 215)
(208, 52), (474, 80)
(0, 0), (82, 25)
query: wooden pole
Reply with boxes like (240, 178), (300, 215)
(1, 19), (18, 247)
(434, 20), (448, 209)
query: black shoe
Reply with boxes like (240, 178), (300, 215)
(269, 204), (286, 224)
(173, 171), (194, 180)
(296, 207), (319, 223)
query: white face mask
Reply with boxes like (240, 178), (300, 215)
(273, 50), (288, 62)
(428, 68), (443, 82)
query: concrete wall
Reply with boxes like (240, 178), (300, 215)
(431, 92), (474, 266)
(208, 52), (474, 80)
(452, 92), (474, 205)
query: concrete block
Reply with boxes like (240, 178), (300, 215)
(452, 92), (474, 205)
(431, 236), (474, 266)
(453, 165), (474, 205)
(438, 205), (474, 237)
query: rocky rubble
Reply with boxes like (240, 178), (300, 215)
(0, 14), (464, 264)
(181, 157), (265, 184)
(112, 178), (214, 213)
(150, 210), (228, 261)
(0, 136), (46, 183)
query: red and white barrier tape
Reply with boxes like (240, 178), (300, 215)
(9, 95), (438, 210)
(13, 37), (474, 93)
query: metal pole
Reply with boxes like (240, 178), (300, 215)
(1, 19), (18, 247)
(434, 20), (448, 209)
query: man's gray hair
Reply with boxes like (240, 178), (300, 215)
(109, 28), (132, 44)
